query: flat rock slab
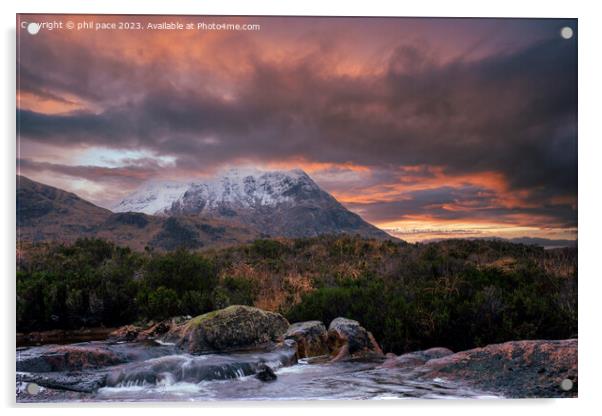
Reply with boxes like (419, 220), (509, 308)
(17, 341), (178, 373)
(417, 339), (578, 398)
(381, 347), (454, 369)
(17, 344), (124, 373)
(17, 371), (108, 393)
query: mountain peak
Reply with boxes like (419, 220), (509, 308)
(114, 168), (392, 240)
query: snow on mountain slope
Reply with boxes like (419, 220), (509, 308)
(112, 181), (191, 215)
(114, 168), (320, 215)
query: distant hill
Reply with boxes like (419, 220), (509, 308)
(420, 236), (576, 249)
(504, 237), (576, 249)
(17, 175), (112, 240)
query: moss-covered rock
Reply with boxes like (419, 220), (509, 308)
(166, 305), (290, 354)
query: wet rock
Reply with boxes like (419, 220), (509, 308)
(106, 340), (297, 386)
(381, 352), (424, 369)
(17, 344), (124, 372)
(420, 347), (455, 360)
(381, 347), (454, 369)
(255, 363), (277, 382)
(327, 317), (384, 361)
(285, 321), (328, 358)
(418, 339), (578, 398)
(164, 305), (290, 354)
(16, 370), (107, 393)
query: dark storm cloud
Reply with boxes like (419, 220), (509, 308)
(18, 109), (130, 144)
(16, 19), (577, 230)
(17, 33), (143, 104)
(18, 37), (577, 187)
(18, 158), (161, 186)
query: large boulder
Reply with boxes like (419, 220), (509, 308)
(285, 321), (329, 358)
(327, 317), (383, 361)
(418, 339), (578, 398)
(165, 305), (290, 354)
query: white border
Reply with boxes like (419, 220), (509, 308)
(3, 0), (601, 414)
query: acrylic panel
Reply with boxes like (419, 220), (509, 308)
(16, 14), (577, 402)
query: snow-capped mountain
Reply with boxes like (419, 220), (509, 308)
(113, 168), (318, 215)
(114, 168), (393, 240)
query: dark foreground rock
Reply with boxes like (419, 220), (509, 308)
(285, 320), (329, 358)
(255, 363), (278, 382)
(417, 339), (578, 398)
(17, 371), (107, 393)
(327, 317), (384, 361)
(164, 305), (290, 354)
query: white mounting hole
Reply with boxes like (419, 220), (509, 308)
(560, 26), (574, 40)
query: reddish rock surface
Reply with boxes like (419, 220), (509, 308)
(109, 317), (187, 342)
(285, 321), (329, 358)
(417, 339), (577, 398)
(17, 345), (123, 373)
(327, 317), (384, 361)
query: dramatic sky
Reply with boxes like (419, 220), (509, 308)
(17, 15), (577, 242)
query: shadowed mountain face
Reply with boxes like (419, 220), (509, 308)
(17, 175), (112, 238)
(17, 171), (394, 250)
(115, 169), (392, 240)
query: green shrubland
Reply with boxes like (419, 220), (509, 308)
(17, 236), (576, 353)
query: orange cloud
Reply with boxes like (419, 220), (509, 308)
(264, 158), (371, 174)
(378, 216), (577, 243)
(331, 165), (511, 204)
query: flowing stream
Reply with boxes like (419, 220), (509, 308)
(16, 340), (500, 402)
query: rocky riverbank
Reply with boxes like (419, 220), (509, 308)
(17, 305), (577, 401)
(17, 327), (117, 347)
